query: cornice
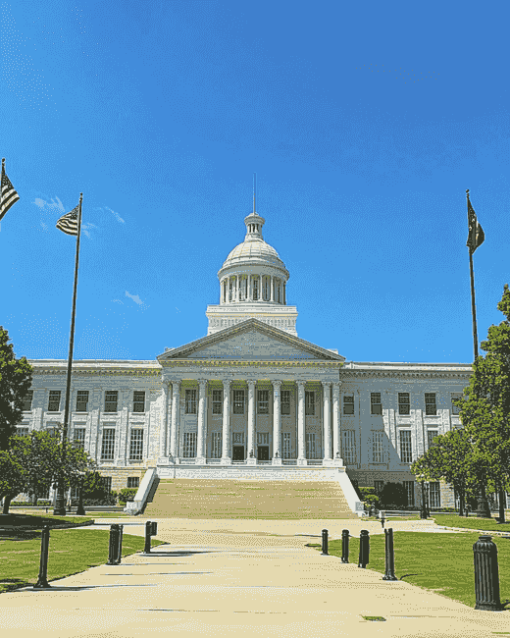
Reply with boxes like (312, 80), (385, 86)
(340, 370), (472, 380)
(160, 359), (343, 369)
(33, 367), (161, 377)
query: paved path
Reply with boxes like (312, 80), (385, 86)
(0, 518), (508, 637)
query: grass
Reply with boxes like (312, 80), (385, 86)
(0, 528), (165, 594)
(0, 513), (94, 528)
(433, 514), (510, 533)
(311, 531), (510, 609)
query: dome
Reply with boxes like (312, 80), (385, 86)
(222, 238), (286, 270)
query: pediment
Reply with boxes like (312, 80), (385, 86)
(158, 319), (344, 362)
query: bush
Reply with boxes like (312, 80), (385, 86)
(380, 482), (408, 508)
(119, 488), (137, 503)
(359, 487), (381, 511)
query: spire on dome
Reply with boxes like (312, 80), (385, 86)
(244, 172), (265, 240)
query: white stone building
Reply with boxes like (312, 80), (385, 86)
(19, 209), (471, 509)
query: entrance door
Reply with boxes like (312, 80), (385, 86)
(233, 445), (245, 461)
(258, 446), (269, 460)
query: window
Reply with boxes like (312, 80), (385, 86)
(104, 391), (118, 413)
(398, 392), (410, 415)
(212, 389), (222, 415)
(76, 390), (89, 412)
(233, 432), (244, 445)
(47, 390), (61, 412)
(372, 431), (384, 463)
(101, 429), (116, 461)
(73, 428), (86, 450)
(233, 390), (245, 414)
(185, 389), (197, 414)
(425, 393), (437, 416)
(282, 432), (291, 459)
(451, 393), (462, 415)
(306, 433), (319, 459)
(427, 429), (438, 450)
(400, 430), (413, 463)
(102, 477), (112, 493)
(281, 390), (291, 415)
(342, 430), (357, 464)
(22, 390), (33, 411)
(429, 482), (441, 508)
(17, 427), (29, 437)
(129, 429), (144, 461)
(404, 480), (415, 506)
(343, 395), (354, 415)
(374, 480), (384, 495)
(257, 432), (269, 445)
(211, 432), (222, 458)
(183, 432), (197, 458)
(253, 277), (259, 301)
(257, 390), (269, 414)
(127, 477), (139, 489)
(133, 391), (145, 413)
(371, 392), (382, 415)
(305, 391), (315, 416)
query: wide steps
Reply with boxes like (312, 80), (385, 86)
(144, 479), (357, 519)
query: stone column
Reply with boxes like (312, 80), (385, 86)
(247, 380), (256, 464)
(322, 382), (332, 463)
(332, 382), (342, 465)
(170, 381), (180, 461)
(158, 382), (169, 460)
(221, 379), (232, 464)
(196, 380), (207, 464)
(236, 275), (240, 302)
(297, 381), (306, 465)
(272, 380), (282, 465)
(283, 282), (286, 305)
(270, 275), (274, 302)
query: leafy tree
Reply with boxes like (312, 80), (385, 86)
(81, 470), (116, 505)
(0, 440), (29, 514)
(379, 482), (408, 508)
(457, 284), (510, 521)
(0, 327), (33, 449)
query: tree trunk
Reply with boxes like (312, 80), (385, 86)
(498, 488), (506, 523)
(2, 495), (12, 514)
(458, 490), (465, 517)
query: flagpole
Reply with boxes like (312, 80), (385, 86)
(54, 193), (83, 516)
(466, 189), (479, 361)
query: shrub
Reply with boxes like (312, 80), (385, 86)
(359, 486), (381, 510)
(119, 488), (137, 503)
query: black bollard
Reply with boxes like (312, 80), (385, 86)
(473, 535), (503, 611)
(321, 529), (329, 556)
(358, 529), (370, 568)
(341, 529), (349, 563)
(144, 520), (152, 554)
(151, 521), (158, 537)
(34, 525), (51, 588)
(115, 524), (124, 565)
(107, 524), (120, 565)
(382, 528), (398, 581)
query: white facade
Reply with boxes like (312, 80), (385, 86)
(19, 209), (471, 506)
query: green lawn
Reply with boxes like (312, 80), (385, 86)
(0, 513), (94, 528)
(312, 531), (510, 609)
(0, 529), (165, 594)
(433, 514), (510, 533)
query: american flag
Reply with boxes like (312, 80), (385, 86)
(56, 205), (80, 235)
(0, 159), (20, 222)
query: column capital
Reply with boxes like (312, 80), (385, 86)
(222, 378), (232, 389)
(332, 381), (342, 387)
(247, 379), (256, 389)
(321, 381), (332, 388)
(272, 379), (282, 388)
(297, 380), (306, 389)
(198, 379), (208, 389)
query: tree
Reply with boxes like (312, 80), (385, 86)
(0, 327), (33, 449)
(458, 284), (510, 521)
(0, 442), (29, 514)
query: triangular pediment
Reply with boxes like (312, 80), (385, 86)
(158, 319), (344, 362)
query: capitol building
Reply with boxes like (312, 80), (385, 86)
(20, 208), (471, 513)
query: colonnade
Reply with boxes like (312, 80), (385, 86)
(220, 274), (286, 305)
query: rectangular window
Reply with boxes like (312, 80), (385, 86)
(129, 429), (144, 461)
(305, 391), (315, 416)
(281, 390), (291, 415)
(185, 389), (197, 414)
(451, 393), (462, 415)
(16, 427), (29, 437)
(404, 480), (415, 506)
(127, 477), (139, 489)
(257, 432), (269, 445)
(104, 391), (118, 413)
(211, 432), (222, 458)
(253, 277), (259, 301)
(233, 432), (244, 445)
(47, 390), (61, 412)
(183, 432), (197, 458)
(398, 392), (410, 416)
(343, 395), (354, 415)
(342, 430), (356, 464)
(371, 392), (382, 415)
(306, 433), (318, 459)
(22, 390), (33, 411)
(212, 389), (222, 415)
(73, 428), (86, 451)
(374, 480), (384, 495)
(400, 430), (413, 463)
(102, 477), (112, 493)
(257, 390), (269, 414)
(425, 393), (437, 416)
(427, 429), (439, 450)
(282, 432), (291, 459)
(372, 431), (384, 463)
(101, 429), (116, 461)
(233, 390), (245, 414)
(429, 482), (441, 508)
(133, 391), (145, 413)
(76, 390), (89, 412)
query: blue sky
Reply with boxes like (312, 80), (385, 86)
(1, 0), (509, 363)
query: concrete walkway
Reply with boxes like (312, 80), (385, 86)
(0, 518), (508, 637)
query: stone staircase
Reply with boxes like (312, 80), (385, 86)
(143, 479), (357, 519)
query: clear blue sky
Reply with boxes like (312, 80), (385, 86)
(1, 0), (509, 363)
